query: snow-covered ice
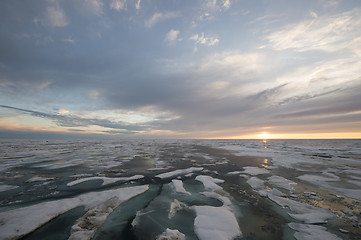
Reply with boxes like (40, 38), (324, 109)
(289, 222), (342, 240)
(268, 175), (296, 192)
(268, 193), (335, 224)
(67, 175), (144, 187)
(195, 175), (224, 191)
(192, 205), (242, 240)
(242, 167), (269, 175)
(0, 184), (18, 192)
(156, 167), (203, 179)
(169, 179), (191, 195)
(156, 228), (186, 240)
(0, 185), (149, 240)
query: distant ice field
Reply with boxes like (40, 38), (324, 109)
(0, 139), (360, 239)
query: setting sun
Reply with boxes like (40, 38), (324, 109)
(259, 132), (271, 139)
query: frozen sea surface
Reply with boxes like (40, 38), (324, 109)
(0, 139), (360, 239)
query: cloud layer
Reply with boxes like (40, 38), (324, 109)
(0, 0), (360, 138)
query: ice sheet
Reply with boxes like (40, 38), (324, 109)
(155, 167), (203, 179)
(25, 176), (55, 182)
(0, 185), (149, 240)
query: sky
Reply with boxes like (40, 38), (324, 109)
(0, 0), (361, 139)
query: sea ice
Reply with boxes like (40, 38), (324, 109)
(289, 222), (342, 240)
(268, 175), (296, 192)
(168, 199), (188, 219)
(246, 177), (265, 191)
(0, 185), (149, 240)
(156, 228), (186, 240)
(67, 175), (144, 187)
(25, 176), (55, 182)
(192, 206), (242, 240)
(0, 184), (18, 192)
(169, 179), (191, 195)
(268, 194), (335, 224)
(195, 175), (224, 191)
(155, 167), (204, 179)
(69, 197), (121, 240)
(242, 167), (269, 175)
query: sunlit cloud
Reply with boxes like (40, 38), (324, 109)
(266, 8), (361, 53)
(43, 4), (69, 27)
(189, 32), (219, 46)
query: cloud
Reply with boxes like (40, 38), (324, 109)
(110, 0), (127, 11)
(165, 29), (181, 42)
(44, 5), (69, 27)
(266, 8), (361, 53)
(135, 0), (141, 10)
(84, 0), (104, 15)
(0, 105), (147, 133)
(145, 11), (179, 28)
(189, 32), (219, 46)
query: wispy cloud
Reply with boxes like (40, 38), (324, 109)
(84, 0), (104, 15)
(145, 12), (179, 28)
(44, 5), (69, 27)
(189, 32), (219, 46)
(110, 0), (127, 11)
(266, 8), (361, 53)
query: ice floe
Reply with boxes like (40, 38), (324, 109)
(195, 175), (224, 191)
(156, 228), (185, 240)
(289, 222), (342, 240)
(169, 199), (188, 219)
(67, 175), (144, 187)
(156, 167), (203, 179)
(246, 177), (265, 191)
(0, 184), (18, 192)
(268, 175), (296, 192)
(268, 193), (335, 224)
(25, 176), (55, 182)
(242, 166), (269, 175)
(0, 185), (149, 240)
(69, 197), (121, 240)
(192, 205), (241, 240)
(169, 179), (191, 195)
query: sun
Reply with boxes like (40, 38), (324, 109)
(259, 132), (270, 139)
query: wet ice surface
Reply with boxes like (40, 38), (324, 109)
(0, 139), (360, 239)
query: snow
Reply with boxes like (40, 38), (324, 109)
(67, 175), (144, 187)
(268, 194), (335, 224)
(195, 175), (224, 191)
(69, 197), (121, 240)
(156, 228), (185, 240)
(242, 167), (269, 175)
(169, 179), (191, 195)
(156, 167), (203, 179)
(268, 175), (296, 192)
(0, 185), (149, 240)
(227, 171), (242, 175)
(169, 199), (188, 219)
(0, 184), (18, 192)
(289, 223), (342, 240)
(192, 206), (242, 240)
